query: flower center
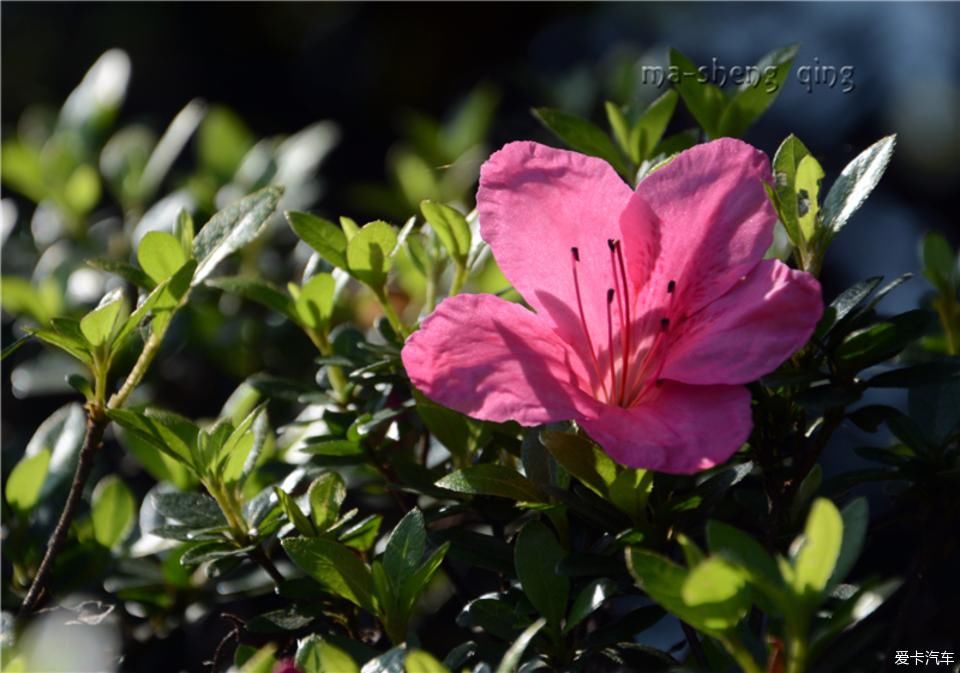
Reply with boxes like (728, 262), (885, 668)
(570, 242), (675, 407)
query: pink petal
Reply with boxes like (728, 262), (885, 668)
(627, 138), (776, 314)
(577, 382), (752, 474)
(402, 293), (594, 426)
(477, 141), (638, 357)
(660, 259), (823, 385)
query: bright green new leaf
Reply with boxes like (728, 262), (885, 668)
(1, 140), (46, 203)
(791, 497), (843, 600)
(420, 200), (471, 265)
(5, 449), (51, 512)
(828, 497), (869, 590)
(63, 164), (101, 215)
(822, 135), (896, 237)
(296, 635), (359, 673)
(192, 185), (284, 285)
(286, 211), (349, 269)
(91, 475), (135, 548)
(515, 520), (568, 632)
(138, 231), (188, 284)
(772, 134), (818, 246)
(604, 102), (633, 162)
(680, 556), (751, 631)
(345, 220), (398, 291)
(282, 537), (375, 612)
(294, 273), (336, 329)
(796, 154), (825, 240)
(607, 468), (653, 520)
(404, 650), (451, 673)
(540, 429), (618, 498)
(174, 209), (195, 254)
(1, 276), (63, 325)
(706, 520), (783, 599)
(198, 105), (254, 181)
(79, 289), (128, 348)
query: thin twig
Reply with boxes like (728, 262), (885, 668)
(19, 410), (107, 614)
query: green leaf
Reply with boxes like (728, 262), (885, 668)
(795, 154), (825, 240)
(275, 486), (317, 537)
(717, 44), (798, 137)
(515, 520), (569, 632)
(63, 164), (101, 215)
(706, 520), (783, 599)
(540, 430), (617, 498)
(1, 276), (62, 325)
(398, 542), (449, 619)
(80, 289), (128, 348)
(827, 497), (868, 590)
(921, 232), (957, 295)
(137, 231), (188, 284)
(174, 209), (195, 253)
(27, 319), (92, 364)
(282, 537), (375, 612)
(532, 108), (629, 177)
(821, 135), (896, 237)
(294, 273), (336, 329)
(605, 102), (633, 162)
(565, 578), (615, 633)
(384, 509), (427, 587)
(772, 134), (818, 245)
(791, 498), (843, 601)
(836, 309), (933, 372)
(634, 89), (679, 160)
(5, 449), (51, 512)
(420, 201), (471, 265)
(108, 407), (200, 472)
(91, 475), (135, 548)
(668, 48), (726, 138)
(404, 650), (451, 673)
(88, 258), (154, 290)
(152, 491), (225, 528)
(865, 360), (960, 388)
(680, 556), (751, 631)
(435, 464), (545, 502)
(308, 473), (347, 532)
(296, 635), (360, 673)
(345, 220), (398, 291)
(494, 618), (546, 673)
(198, 105), (254, 180)
(607, 468), (653, 520)
(412, 391), (490, 465)
(286, 211), (349, 269)
(192, 185), (284, 285)
(1, 139), (46, 203)
(206, 276), (296, 320)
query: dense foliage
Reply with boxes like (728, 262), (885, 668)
(2, 45), (958, 673)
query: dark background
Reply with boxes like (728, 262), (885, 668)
(3, 2), (959, 668)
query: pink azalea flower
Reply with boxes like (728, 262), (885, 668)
(273, 658), (300, 673)
(402, 139), (822, 474)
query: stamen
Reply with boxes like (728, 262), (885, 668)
(661, 317), (670, 330)
(667, 279), (676, 294)
(607, 241), (628, 404)
(613, 240), (633, 406)
(571, 248), (608, 399)
(606, 288), (618, 403)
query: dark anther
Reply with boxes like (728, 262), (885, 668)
(661, 317), (670, 330)
(606, 288), (615, 303)
(667, 280), (676, 293)
(607, 239), (618, 251)
(571, 247), (580, 262)
(655, 378), (665, 387)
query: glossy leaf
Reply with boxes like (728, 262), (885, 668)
(192, 185), (284, 285)
(282, 536), (375, 612)
(822, 135), (896, 237)
(286, 211), (349, 270)
(435, 464), (545, 502)
(515, 521), (568, 632)
(5, 448), (51, 512)
(345, 220), (398, 291)
(91, 475), (135, 548)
